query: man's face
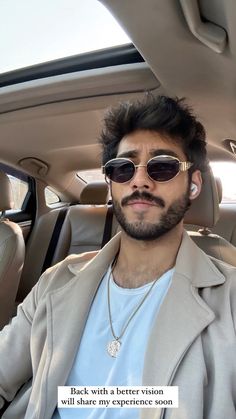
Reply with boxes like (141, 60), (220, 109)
(110, 130), (192, 241)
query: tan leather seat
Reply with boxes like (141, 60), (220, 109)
(51, 182), (115, 265)
(211, 178), (236, 247)
(184, 168), (236, 266)
(0, 171), (25, 328)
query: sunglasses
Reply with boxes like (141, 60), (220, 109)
(102, 155), (193, 184)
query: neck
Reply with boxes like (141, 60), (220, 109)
(113, 223), (183, 288)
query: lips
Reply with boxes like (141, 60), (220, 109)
(125, 200), (160, 211)
(127, 200), (156, 206)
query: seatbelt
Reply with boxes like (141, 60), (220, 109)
(41, 207), (68, 273)
(101, 205), (113, 248)
(0, 400), (10, 415)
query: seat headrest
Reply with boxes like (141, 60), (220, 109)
(184, 167), (219, 228)
(0, 171), (14, 212)
(80, 182), (109, 205)
(215, 176), (222, 204)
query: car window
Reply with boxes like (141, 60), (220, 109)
(77, 169), (105, 183)
(0, 162), (34, 217)
(210, 162), (236, 203)
(44, 187), (60, 206)
(7, 175), (29, 211)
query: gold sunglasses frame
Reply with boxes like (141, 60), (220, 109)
(102, 155), (193, 184)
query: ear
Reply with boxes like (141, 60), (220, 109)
(189, 170), (202, 201)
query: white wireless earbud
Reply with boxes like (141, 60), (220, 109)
(190, 183), (198, 194)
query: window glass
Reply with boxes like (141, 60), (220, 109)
(0, 0), (130, 74)
(7, 175), (29, 211)
(77, 169), (105, 183)
(45, 187), (60, 205)
(210, 162), (236, 203)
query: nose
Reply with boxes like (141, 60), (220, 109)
(129, 165), (155, 190)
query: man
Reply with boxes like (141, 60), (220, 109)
(0, 95), (236, 419)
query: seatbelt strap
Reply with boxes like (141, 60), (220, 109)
(41, 207), (68, 273)
(101, 205), (113, 247)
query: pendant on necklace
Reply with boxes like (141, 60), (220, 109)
(107, 339), (121, 357)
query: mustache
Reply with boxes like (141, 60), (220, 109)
(121, 191), (165, 208)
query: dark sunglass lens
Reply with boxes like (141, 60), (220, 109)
(105, 159), (135, 183)
(148, 159), (180, 181)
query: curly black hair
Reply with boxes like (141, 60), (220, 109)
(99, 95), (208, 174)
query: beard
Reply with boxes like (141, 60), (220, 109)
(112, 190), (191, 241)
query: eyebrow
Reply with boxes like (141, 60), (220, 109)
(117, 148), (180, 159)
(117, 150), (138, 159)
(149, 149), (180, 158)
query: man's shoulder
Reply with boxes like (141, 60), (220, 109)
(208, 256), (236, 311)
(48, 249), (99, 277)
(210, 256), (236, 282)
(208, 256), (236, 330)
(36, 250), (99, 298)
(65, 250), (99, 267)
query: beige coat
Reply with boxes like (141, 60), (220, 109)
(0, 231), (236, 419)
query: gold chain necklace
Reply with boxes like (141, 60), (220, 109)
(107, 257), (162, 358)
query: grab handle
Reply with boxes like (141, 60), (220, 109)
(179, 0), (227, 53)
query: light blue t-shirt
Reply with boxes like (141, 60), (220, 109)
(54, 266), (173, 418)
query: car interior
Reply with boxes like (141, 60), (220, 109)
(1, 0), (236, 329)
